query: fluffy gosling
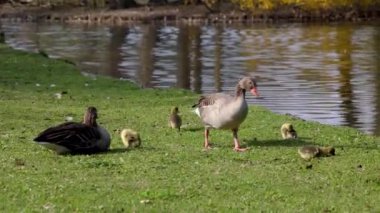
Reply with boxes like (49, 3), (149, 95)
(281, 123), (297, 139)
(120, 129), (141, 148)
(298, 145), (335, 161)
(168, 106), (182, 131)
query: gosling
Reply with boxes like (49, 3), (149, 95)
(120, 129), (141, 148)
(298, 145), (335, 161)
(168, 106), (182, 131)
(281, 123), (297, 139)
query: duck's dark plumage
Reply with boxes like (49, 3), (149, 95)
(33, 107), (111, 154)
(34, 122), (102, 153)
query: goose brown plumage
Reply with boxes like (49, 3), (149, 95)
(298, 145), (335, 161)
(192, 77), (259, 151)
(33, 107), (111, 154)
(168, 106), (182, 131)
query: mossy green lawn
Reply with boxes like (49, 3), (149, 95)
(0, 44), (379, 212)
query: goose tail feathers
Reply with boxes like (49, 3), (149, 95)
(193, 107), (201, 117)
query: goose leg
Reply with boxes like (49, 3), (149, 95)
(232, 128), (247, 152)
(204, 128), (211, 149)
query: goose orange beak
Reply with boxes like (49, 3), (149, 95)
(251, 87), (259, 96)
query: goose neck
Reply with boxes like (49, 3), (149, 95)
(83, 112), (98, 127)
(235, 85), (246, 98)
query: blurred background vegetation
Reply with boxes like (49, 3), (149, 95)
(232, 0), (380, 10)
(2, 0), (128, 8)
(1, 0), (380, 14)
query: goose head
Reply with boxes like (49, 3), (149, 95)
(83, 106), (98, 127)
(120, 129), (141, 148)
(236, 77), (259, 97)
(281, 123), (297, 139)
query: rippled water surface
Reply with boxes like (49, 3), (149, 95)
(2, 21), (380, 135)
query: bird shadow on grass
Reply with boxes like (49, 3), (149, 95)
(244, 137), (313, 148)
(331, 144), (379, 150)
(63, 146), (159, 156)
(192, 137), (313, 150)
(243, 138), (379, 150)
(182, 127), (204, 132)
(106, 146), (160, 154)
(63, 148), (128, 156)
(106, 148), (129, 154)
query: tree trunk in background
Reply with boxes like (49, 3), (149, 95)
(109, 0), (136, 9)
(109, 0), (121, 8)
(83, 0), (106, 8)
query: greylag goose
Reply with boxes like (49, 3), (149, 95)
(34, 107), (111, 154)
(192, 77), (259, 151)
(281, 123), (298, 139)
(298, 145), (335, 161)
(120, 129), (141, 148)
(168, 106), (182, 131)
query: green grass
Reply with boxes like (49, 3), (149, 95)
(0, 44), (379, 212)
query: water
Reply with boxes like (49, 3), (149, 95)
(1, 21), (380, 135)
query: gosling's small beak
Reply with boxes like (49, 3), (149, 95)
(250, 87), (259, 97)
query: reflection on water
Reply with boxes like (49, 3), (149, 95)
(2, 21), (380, 135)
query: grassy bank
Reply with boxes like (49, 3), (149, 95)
(0, 44), (379, 212)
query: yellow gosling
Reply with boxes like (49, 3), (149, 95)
(120, 129), (141, 148)
(281, 123), (297, 139)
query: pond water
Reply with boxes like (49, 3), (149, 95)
(1, 21), (380, 135)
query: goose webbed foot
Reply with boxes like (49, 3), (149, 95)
(204, 145), (212, 151)
(233, 146), (248, 152)
(232, 129), (248, 152)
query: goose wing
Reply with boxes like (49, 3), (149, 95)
(192, 93), (246, 129)
(34, 122), (101, 151)
(192, 93), (233, 108)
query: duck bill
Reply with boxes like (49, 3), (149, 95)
(250, 87), (259, 96)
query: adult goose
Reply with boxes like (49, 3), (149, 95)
(192, 77), (259, 151)
(34, 106), (111, 154)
